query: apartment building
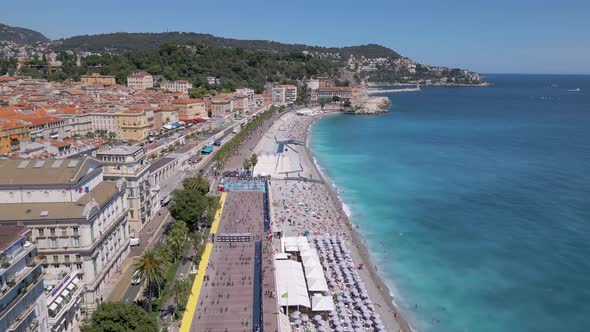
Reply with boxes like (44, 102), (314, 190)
(161, 80), (193, 94)
(114, 109), (154, 141)
(316, 86), (353, 102)
(127, 72), (154, 90)
(90, 111), (117, 136)
(210, 97), (233, 118)
(272, 85), (298, 106)
(0, 119), (30, 155)
(0, 226), (49, 332)
(153, 106), (179, 130)
(46, 270), (83, 332)
(80, 73), (116, 86)
(0, 158), (130, 314)
(96, 146), (152, 236)
(172, 98), (206, 121)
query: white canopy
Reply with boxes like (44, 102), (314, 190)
(275, 253), (291, 260)
(311, 294), (335, 312)
(278, 312), (293, 332)
(307, 277), (329, 292)
(281, 236), (310, 252)
(305, 266), (325, 280)
(300, 248), (318, 258)
(302, 255), (321, 270)
(49, 302), (58, 311)
(54, 296), (64, 305)
(275, 260), (310, 308)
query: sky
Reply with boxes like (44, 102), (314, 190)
(1, 0), (589, 74)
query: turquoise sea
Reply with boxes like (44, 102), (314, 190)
(308, 75), (590, 332)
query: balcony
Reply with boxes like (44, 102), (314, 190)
(0, 268), (43, 332)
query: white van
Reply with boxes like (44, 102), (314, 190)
(130, 237), (140, 246)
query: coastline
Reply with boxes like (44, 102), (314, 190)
(303, 111), (414, 332)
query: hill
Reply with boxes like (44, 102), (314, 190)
(0, 23), (49, 44)
(55, 32), (401, 59)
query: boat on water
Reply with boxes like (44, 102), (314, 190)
(568, 88), (581, 92)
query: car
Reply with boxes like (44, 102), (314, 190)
(131, 270), (142, 285)
(130, 237), (140, 246)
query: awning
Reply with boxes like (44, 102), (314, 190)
(54, 296), (64, 305)
(49, 303), (58, 311)
(275, 260), (310, 308)
(163, 124), (173, 130)
(305, 266), (325, 280)
(307, 277), (329, 292)
(72, 277), (80, 285)
(66, 283), (75, 291)
(311, 294), (335, 312)
(10, 135), (19, 140)
(274, 253), (290, 260)
(62, 289), (70, 298)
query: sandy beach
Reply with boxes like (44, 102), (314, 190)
(254, 109), (413, 332)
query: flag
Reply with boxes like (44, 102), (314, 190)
(84, 187), (90, 193)
(78, 187), (83, 193)
(281, 292), (288, 298)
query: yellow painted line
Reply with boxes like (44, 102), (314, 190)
(179, 243), (213, 332)
(209, 192), (226, 234)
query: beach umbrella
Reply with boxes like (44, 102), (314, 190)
(291, 311), (301, 319)
(375, 323), (385, 330)
(301, 314), (309, 322)
(354, 320), (363, 328)
(294, 319), (302, 325)
(314, 315), (323, 321)
(317, 326), (326, 332)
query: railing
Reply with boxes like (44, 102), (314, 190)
(0, 273), (43, 332)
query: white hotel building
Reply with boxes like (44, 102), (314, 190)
(0, 157), (130, 322)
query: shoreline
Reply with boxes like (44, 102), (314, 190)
(302, 111), (414, 332)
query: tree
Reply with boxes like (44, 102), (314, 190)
(243, 158), (252, 171)
(171, 277), (191, 317)
(86, 131), (95, 138)
(108, 132), (116, 139)
(183, 175), (209, 195)
(0, 100), (8, 107)
(81, 302), (157, 332)
(133, 250), (167, 313)
(169, 188), (208, 229)
(249, 154), (258, 171)
(166, 220), (189, 261)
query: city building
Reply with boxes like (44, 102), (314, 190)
(127, 72), (154, 90)
(45, 270), (83, 332)
(207, 76), (220, 85)
(153, 106), (179, 131)
(0, 157), (130, 314)
(0, 226), (49, 332)
(161, 80), (193, 94)
(96, 146), (152, 236)
(0, 118), (30, 155)
(90, 111), (117, 137)
(114, 108), (154, 141)
(316, 86), (353, 102)
(272, 85), (297, 106)
(172, 98), (206, 121)
(210, 97), (233, 118)
(80, 73), (116, 86)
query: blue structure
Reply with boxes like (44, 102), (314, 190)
(213, 140), (222, 146)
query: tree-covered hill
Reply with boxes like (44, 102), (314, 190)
(55, 32), (401, 59)
(0, 23), (49, 44)
(47, 43), (343, 92)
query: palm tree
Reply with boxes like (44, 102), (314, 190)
(134, 249), (167, 313)
(171, 277), (191, 317)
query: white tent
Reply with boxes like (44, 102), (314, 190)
(281, 236), (311, 252)
(278, 312), (293, 332)
(276, 260), (310, 308)
(300, 248), (318, 258)
(305, 266), (325, 280)
(302, 255), (321, 270)
(311, 294), (335, 312)
(307, 277), (329, 292)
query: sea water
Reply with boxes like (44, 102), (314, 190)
(308, 75), (590, 332)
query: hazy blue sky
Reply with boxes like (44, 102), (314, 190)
(2, 0), (589, 74)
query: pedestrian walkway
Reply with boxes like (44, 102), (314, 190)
(178, 243), (213, 332)
(209, 192), (227, 235)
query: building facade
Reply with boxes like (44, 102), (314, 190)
(0, 226), (49, 332)
(114, 109), (154, 141)
(127, 72), (154, 90)
(80, 74), (116, 86)
(172, 99), (206, 121)
(0, 158), (130, 315)
(90, 111), (117, 137)
(272, 85), (297, 106)
(96, 146), (152, 237)
(162, 80), (193, 94)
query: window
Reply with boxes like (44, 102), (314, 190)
(76, 263), (82, 269)
(64, 255), (70, 263)
(52, 264), (60, 269)
(49, 239), (57, 248)
(61, 228), (67, 236)
(76, 254), (81, 261)
(38, 228), (44, 237)
(73, 227), (79, 236)
(72, 238), (80, 247)
(52, 255), (59, 263)
(49, 228), (56, 236)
